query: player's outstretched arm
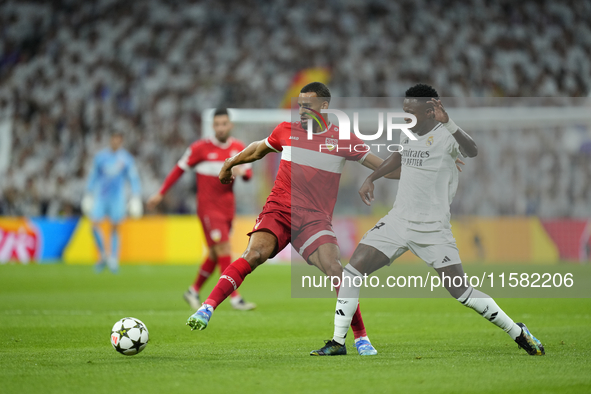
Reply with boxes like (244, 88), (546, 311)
(427, 99), (478, 158)
(450, 127), (477, 158)
(359, 152), (402, 206)
(362, 153), (464, 179)
(219, 140), (274, 184)
(361, 153), (401, 179)
(147, 165), (185, 210)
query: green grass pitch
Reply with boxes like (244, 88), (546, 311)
(1, 263), (590, 394)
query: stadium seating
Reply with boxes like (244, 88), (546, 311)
(0, 0), (590, 217)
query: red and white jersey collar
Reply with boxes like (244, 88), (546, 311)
(209, 136), (234, 148)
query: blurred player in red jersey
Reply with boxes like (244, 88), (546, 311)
(187, 83), (406, 356)
(147, 109), (256, 311)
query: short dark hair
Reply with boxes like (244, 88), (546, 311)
(405, 84), (439, 99)
(214, 108), (229, 118)
(300, 82), (331, 103)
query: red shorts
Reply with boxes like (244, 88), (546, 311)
(199, 214), (232, 247)
(247, 201), (338, 262)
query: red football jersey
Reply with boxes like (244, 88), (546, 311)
(178, 137), (252, 219)
(264, 122), (369, 218)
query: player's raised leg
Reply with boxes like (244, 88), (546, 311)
(187, 231), (276, 330)
(211, 239), (257, 311)
(311, 243), (389, 356)
(435, 263), (545, 356)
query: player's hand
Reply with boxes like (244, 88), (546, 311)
(455, 158), (465, 172)
(219, 159), (235, 184)
(359, 178), (375, 206)
(427, 98), (449, 123)
(146, 193), (163, 211)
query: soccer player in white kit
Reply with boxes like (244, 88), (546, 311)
(312, 84), (545, 357)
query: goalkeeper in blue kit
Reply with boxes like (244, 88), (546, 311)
(83, 131), (142, 273)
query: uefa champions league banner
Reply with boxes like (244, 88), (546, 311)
(0, 217), (78, 263)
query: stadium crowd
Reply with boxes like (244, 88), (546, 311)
(0, 0), (590, 217)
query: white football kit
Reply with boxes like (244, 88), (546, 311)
(361, 123), (462, 268)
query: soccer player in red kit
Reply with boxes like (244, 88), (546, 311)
(147, 108), (256, 311)
(186, 82), (401, 356)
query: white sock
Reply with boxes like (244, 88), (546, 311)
(333, 265), (363, 345)
(355, 335), (370, 344)
(458, 287), (522, 340)
(188, 287), (199, 296)
(199, 304), (214, 314)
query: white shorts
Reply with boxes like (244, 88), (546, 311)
(359, 211), (461, 269)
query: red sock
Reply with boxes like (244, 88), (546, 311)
(351, 303), (367, 339)
(335, 286), (367, 339)
(192, 256), (217, 292)
(218, 255), (240, 298)
(205, 258), (252, 309)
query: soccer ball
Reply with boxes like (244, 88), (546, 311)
(110, 317), (149, 355)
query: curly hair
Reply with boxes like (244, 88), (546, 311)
(405, 83), (439, 99)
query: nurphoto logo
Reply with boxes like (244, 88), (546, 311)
(304, 108), (412, 153)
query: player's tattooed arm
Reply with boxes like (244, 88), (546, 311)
(427, 99), (478, 158)
(219, 140), (275, 184)
(359, 152), (402, 206)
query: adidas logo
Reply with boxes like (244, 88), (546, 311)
(337, 299), (348, 304)
(441, 256), (451, 264)
(336, 309), (345, 316)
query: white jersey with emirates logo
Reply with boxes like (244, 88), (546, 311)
(392, 123), (461, 223)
